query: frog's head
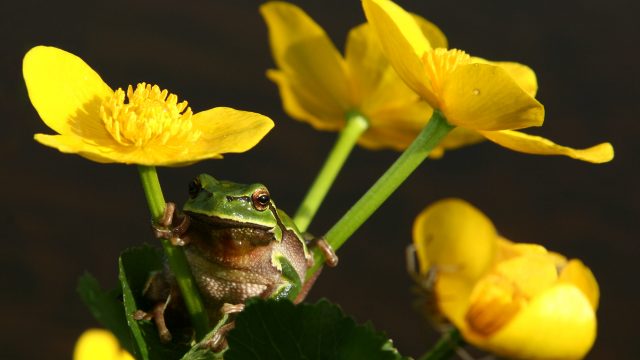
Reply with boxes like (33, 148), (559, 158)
(183, 174), (280, 233)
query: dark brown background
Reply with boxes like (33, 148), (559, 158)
(2, 0), (638, 358)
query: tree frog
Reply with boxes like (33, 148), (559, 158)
(136, 174), (337, 346)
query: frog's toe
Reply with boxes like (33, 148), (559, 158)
(316, 238), (338, 267)
(220, 303), (245, 315)
(134, 302), (172, 342)
(201, 322), (235, 352)
(151, 202), (191, 246)
(162, 202), (177, 226)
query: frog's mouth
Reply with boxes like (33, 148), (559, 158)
(184, 211), (278, 250)
(185, 212), (271, 230)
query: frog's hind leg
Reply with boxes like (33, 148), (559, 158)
(293, 267), (323, 304)
(201, 303), (245, 351)
(293, 237), (338, 303)
(134, 296), (173, 342)
(133, 271), (176, 342)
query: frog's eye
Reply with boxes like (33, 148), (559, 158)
(251, 188), (270, 211)
(188, 177), (202, 198)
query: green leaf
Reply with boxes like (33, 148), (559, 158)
(180, 314), (230, 360)
(225, 298), (409, 360)
(77, 272), (135, 354)
(119, 245), (191, 360)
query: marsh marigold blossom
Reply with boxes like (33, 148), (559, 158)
(23, 46), (274, 166)
(73, 329), (133, 360)
(412, 199), (598, 359)
(262, 1), (479, 154)
(363, 0), (613, 163)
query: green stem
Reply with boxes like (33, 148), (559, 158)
(307, 110), (453, 278)
(137, 166), (209, 340)
(293, 110), (369, 232)
(418, 329), (463, 360)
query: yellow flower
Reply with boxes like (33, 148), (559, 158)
(73, 329), (134, 360)
(413, 199), (599, 359)
(261, 1), (457, 152)
(362, 0), (613, 163)
(23, 46), (274, 166)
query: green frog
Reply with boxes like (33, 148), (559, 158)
(136, 174), (337, 347)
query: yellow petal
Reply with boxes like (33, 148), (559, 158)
(496, 239), (550, 263)
(36, 108), (273, 166)
(481, 129), (615, 163)
(559, 259), (599, 310)
(34, 134), (117, 163)
(358, 101), (433, 150)
(23, 46), (113, 136)
(471, 57), (538, 97)
(494, 62), (538, 97)
(345, 15), (446, 108)
(267, 70), (344, 131)
(441, 62), (544, 130)
(34, 133), (179, 166)
(362, 0), (435, 104)
(261, 2), (351, 117)
(413, 199), (497, 281)
(475, 284), (596, 360)
(435, 273), (476, 330)
(345, 23), (396, 107)
(189, 107), (274, 155)
(413, 15), (448, 49)
(105, 106), (274, 166)
(73, 329), (134, 360)
(492, 253), (559, 299)
(344, 21), (440, 150)
(463, 253), (559, 338)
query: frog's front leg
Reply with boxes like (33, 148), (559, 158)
(152, 202), (191, 246)
(309, 237), (339, 267)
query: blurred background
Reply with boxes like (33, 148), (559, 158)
(2, 0), (638, 358)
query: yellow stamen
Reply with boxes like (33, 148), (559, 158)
(465, 274), (527, 336)
(100, 83), (201, 147)
(422, 48), (471, 102)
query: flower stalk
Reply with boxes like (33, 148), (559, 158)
(307, 110), (454, 279)
(137, 166), (209, 340)
(293, 111), (369, 232)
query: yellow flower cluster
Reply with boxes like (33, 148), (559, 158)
(413, 199), (598, 359)
(21, 2), (611, 359)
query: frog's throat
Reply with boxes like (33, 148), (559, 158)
(184, 247), (274, 303)
(186, 212), (272, 230)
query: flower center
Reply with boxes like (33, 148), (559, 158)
(100, 83), (201, 147)
(422, 48), (471, 102)
(464, 254), (558, 336)
(465, 274), (526, 336)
